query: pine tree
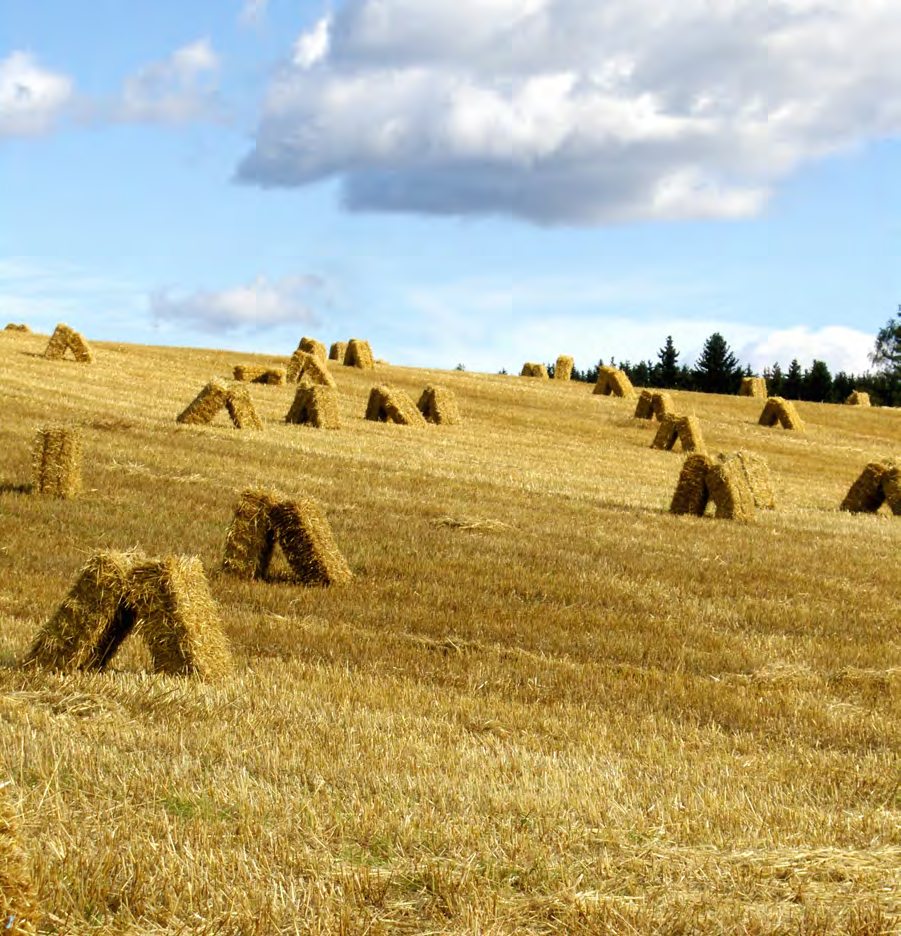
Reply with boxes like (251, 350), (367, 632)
(656, 336), (680, 389)
(804, 359), (832, 402)
(783, 359), (804, 399)
(692, 332), (743, 394)
(768, 363), (785, 397)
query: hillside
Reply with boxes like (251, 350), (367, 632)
(1, 327), (900, 935)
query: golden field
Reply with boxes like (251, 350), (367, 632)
(1, 327), (900, 934)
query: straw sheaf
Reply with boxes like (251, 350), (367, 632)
(840, 462), (894, 513)
(726, 451), (775, 510)
(759, 397), (805, 431)
(31, 426), (82, 498)
(222, 489), (279, 579)
(3, 323), (30, 333)
(740, 376), (768, 398)
(269, 499), (353, 586)
(127, 557), (233, 679)
(652, 414), (705, 453)
(845, 390), (871, 406)
(225, 385), (264, 430)
(883, 466), (901, 515)
(286, 350), (337, 387)
(554, 355), (574, 381)
(593, 366), (635, 398)
(366, 385), (427, 426)
(25, 550), (138, 672)
(297, 337), (327, 360)
(707, 455), (757, 521)
(285, 383), (340, 429)
(1, 794), (38, 935)
(670, 453), (713, 516)
(417, 385), (461, 425)
(635, 391), (675, 421)
(233, 365), (285, 385)
(329, 341), (348, 363)
(344, 339), (375, 369)
(634, 390), (654, 419)
(43, 323), (93, 363)
(520, 363), (549, 379)
(176, 379), (231, 425)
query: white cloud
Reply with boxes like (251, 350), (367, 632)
(238, 1), (901, 224)
(119, 39), (221, 124)
(738, 325), (875, 375)
(0, 52), (74, 138)
(149, 275), (325, 332)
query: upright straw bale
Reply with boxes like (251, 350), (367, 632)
(707, 455), (757, 521)
(883, 466), (901, 515)
(366, 385), (427, 426)
(520, 363), (549, 379)
(286, 350), (337, 387)
(225, 386), (264, 430)
(286, 382), (340, 429)
(846, 390), (871, 406)
(4, 323), (30, 332)
(67, 330), (93, 363)
(840, 462), (893, 513)
(25, 551), (137, 672)
(593, 366), (635, 398)
(417, 385), (461, 425)
(297, 337), (327, 360)
(554, 355), (574, 381)
(1, 793), (38, 936)
(127, 557), (233, 678)
(177, 379), (230, 425)
(759, 397), (804, 431)
(233, 365), (285, 385)
(670, 453), (713, 516)
(329, 341), (348, 363)
(651, 392), (675, 419)
(740, 376), (768, 398)
(344, 339), (375, 369)
(222, 490), (278, 579)
(270, 499), (352, 586)
(726, 451), (775, 509)
(32, 426), (82, 498)
(634, 390), (654, 419)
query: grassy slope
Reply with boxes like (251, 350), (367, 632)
(1, 328), (900, 935)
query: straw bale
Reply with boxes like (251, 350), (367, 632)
(725, 451), (775, 509)
(651, 414), (705, 453)
(1, 793), (38, 935)
(366, 385), (427, 426)
(329, 341), (348, 363)
(25, 551), (137, 672)
(840, 462), (893, 513)
(270, 498), (352, 586)
(554, 355), (574, 381)
(670, 453), (713, 516)
(845, 390), (871, 406)
(127, 556), (233, 678)
(520, 363), (549, 379)
(634, 390), (654, 419)
(759, 397), (804, 431)
(285, 383), (340, 429)
(593, 366), (635, 398)
(233, 364), (285, 385)
(225, 386), (264, 430)
(740, 376), (768, 398)
(651, 392), (675, 419)
(222, 489), (278, 579)
(417, 385), (461, 425)
(43, 323), (92, 362)
(344, 339), (375, 369)
(297, 336), (327, 360)
(177, 379), (231, 425)
(31, 426), (82, 498)
(707, 455), (757, 521)
(884, 466), (901, 515)
(3, 323), (30, 333)
(286, 350), (337, 387)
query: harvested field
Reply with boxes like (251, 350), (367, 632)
(1, 332), (901, 934)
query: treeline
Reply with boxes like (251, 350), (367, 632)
(553, 332), (901, 407)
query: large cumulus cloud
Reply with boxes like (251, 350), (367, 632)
(237, 0), (901, 224)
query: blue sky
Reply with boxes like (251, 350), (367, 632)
(1, 0), (898, 375)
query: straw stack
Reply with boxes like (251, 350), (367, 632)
(845, 391), (871, 406)
(270, 498), (353, 586)
(670, 454), (713, 516)
(344, 339), (375, 369)
(521, 363), (549, 379)
(222, 489), (278, 579)
(329, 341), (348, 363)
(593, 367), (635, 398)
(740, 377), (767, 398)
(286, 350), (336, 387)
(32, 426), (82, 498)
(233, 365), (285, 385)
(707, 455), (756, 521)
(366, 386), (427, 426)
(417, 386), (461, 425)
(43, 323), (93, 363)
(554, 356), (574, 381)
(297, 337), (327, 360)
(652, 414), (705, 453)
(840, 462), (894, 513)
(759, 397), (804, 431)
(285, 382), (340, 429)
